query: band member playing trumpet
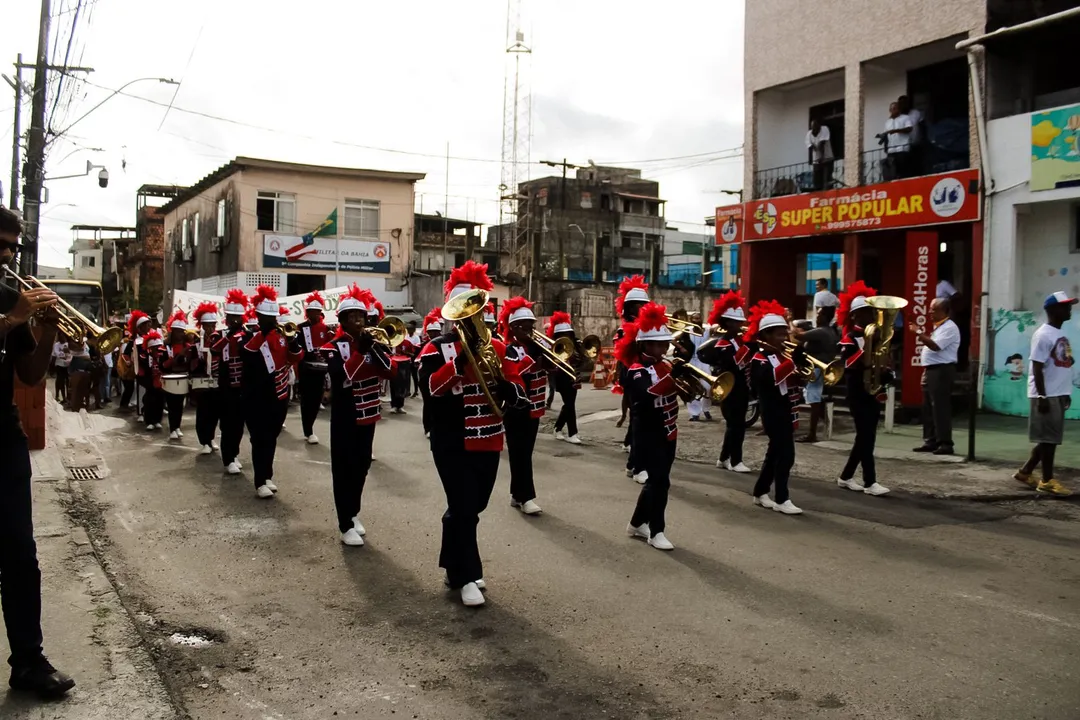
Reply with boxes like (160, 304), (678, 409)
(702, 291), (753, 473)
(614, 275), (651, 483)
(321, 284), (397, 546)
(295, 292), (332, 444)
(747, 301), (804, 515)
(499, 297), (546, 515)
(211, 289), (249, 475)
(141, 329), (166, 430)
(243, 286), (304, 499)
(161, 310), (196, 440)
(548, 311), (583, 444)
(418, 261), (527, 607)
(419, 308), (443, 439)
(192, 301), (222, 455)
(621, 302), (679, 551)
(836, 282), (892, 496)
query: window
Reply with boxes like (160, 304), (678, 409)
(80, 255), (95, 268)
(181, 218), (189, 248)
(453, 252), (466, 267)
(192, 212), (200, 249)
(343, 199), (380, 239)
(216, 198), (226, 237)
(681, 240), (703, 256)
(256, 191), (295, 232)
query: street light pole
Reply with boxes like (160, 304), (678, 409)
(5, 54), (24, 209)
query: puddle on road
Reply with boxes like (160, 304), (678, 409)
(169, 632), (216, 648)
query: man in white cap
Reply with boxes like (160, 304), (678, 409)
(296, 292), (332, 444)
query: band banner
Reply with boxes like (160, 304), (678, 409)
(171, 287), (353, 325)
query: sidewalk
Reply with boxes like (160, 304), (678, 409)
(548, 387), (1079, 501)
(0, 395), (177, 720)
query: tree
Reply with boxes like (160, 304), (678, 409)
(986, 308), (1037, 376)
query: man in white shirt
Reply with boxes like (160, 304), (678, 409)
(908, 298), (960, 455)
(806, 118), (834, 191)
(52, 339), (70, 403)
(883, 102), (914, 180)
(813, 278), (839, 312)
(1013, 291), (1076, 497)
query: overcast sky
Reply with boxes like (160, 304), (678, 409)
(1, 0), (745, 269)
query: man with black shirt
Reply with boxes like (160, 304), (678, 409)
(0, 206), (76, 698)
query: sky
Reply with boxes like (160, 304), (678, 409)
(1, 0), (746, 270)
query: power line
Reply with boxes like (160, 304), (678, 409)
(596, 146), (744, 165)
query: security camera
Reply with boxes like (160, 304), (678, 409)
(97, 168), (109, 188)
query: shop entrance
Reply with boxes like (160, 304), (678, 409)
(286, 274), (326, 296)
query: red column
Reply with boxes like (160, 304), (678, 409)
(842, 233), (861, 287)
(739, 241), (755, 300)
(901, 230), (938, 407)
(968, 221), (984, 364)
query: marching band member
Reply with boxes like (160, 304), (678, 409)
(614, 275), (651, 483)
(120, 311), (151, 416)
(483, 302), (500, 341)
(499, 297), (546, 515)
(192, 302), (222, 455)
(364, 295), (392, 405)
(243, 308), (258, 332)
(683, 312), (714, 422)
(621, 302), (679, 551)
(278, 305), (298, 412)
(419, 308), (443, 439)
(243, 286), (304, 499)
(297, 292), (333, 444)
(548, 311), (582, 444)
(836, 282), (891, 496)
(321, 285), (397, 546)
(161, 310), (196, 440)
(140, 329), (166, 430)
(211, 289), (249, 475)
(703, 292), (753, 473)
(418, 262), (527, 607)
(747, 301), (804, 515)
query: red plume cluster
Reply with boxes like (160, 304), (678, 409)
(304, 291), (325, 307)
(423, 307), (444, 334)
(614, 321), (640, 368)
(708, 290), (745, 326)
(498, 296), (533, 338)
(126, 310), (148, 336)
(636, 302), (668, 333)
(250, 284), (279, 305)
(837, 280), (877, 328)
(278, 305), (290, 317)
(144, 329), (162, 344)
(194, 302), (219, 323)
(444, 260), (493, 296)
(614, 275), (649, 318)
(743, 300), (788, 343)
(545, 310), (571, 338)
(243, 308), (257, 324)
(224, 288), (249, 309)
(166, 309), (188, 332)
(372, 299), (385, 321)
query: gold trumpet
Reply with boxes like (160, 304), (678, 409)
(280, 321), (298, 338)
(365, 315), (407, 348)
(782, 341), (845, 386)
(665, 314), (703, 336)
(2, 266), (123, 353)
(669, 358), (735, 403)
(530, 331), (577, 380)
(442, 288), (505, 418)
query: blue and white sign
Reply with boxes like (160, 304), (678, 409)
(262, 234), (391, 273)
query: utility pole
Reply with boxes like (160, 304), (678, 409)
(6, 54), (24, 209)
(20, 0), (52, 276)
(540, 158), (582, 279)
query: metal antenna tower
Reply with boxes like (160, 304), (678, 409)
(498, 0), (532, 271)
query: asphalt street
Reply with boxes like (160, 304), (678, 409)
(73, 396), (1080, 720)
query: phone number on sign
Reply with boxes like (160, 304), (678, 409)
(819, 217), (883, 231)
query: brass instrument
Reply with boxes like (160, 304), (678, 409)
(863, 295), (908, 395)
(280, 321), (298, 338)
(2, 266), (123, 353)
(782, 342), (844, 386)
(529, 331), (577, 380)
(365, 315), (407, 348)
(442, 288), (505, 418)
(665, 314), (703, 336)
(669, 358), (735, 403)
(579, 334), (601, 359)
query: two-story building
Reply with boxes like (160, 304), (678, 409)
(159, 157), (425, 307)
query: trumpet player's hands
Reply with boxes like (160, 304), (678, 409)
(355, 332), (374, 353)
(9, 287), (58, 325)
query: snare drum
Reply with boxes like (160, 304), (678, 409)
(161, 374), (191, 396)
(189, 376), (218, 391)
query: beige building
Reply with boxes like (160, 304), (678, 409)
(160, 157), (425, 306)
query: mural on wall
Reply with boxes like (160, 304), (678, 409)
(1031, 103), (1080, 191)
(984, 307), (1080, 419)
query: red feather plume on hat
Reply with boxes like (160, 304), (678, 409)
(250, 284), (278, 306)
(614, 275), (649, 317)
(224, 288), (248, 310)
(545, 310), (571, 338)
(166, 309), (188, 332)
(636, 302), (668, 333)
(708, 290), (745, 326)
(372, 300), (385, 321)
(743, 300), (788, 343)
(484, 301), (496, 318)
(243, 308), (257, 324)
(278, 304), (290, 317)
(614, 321), (640, 368)
(354, 287), (376, 312)
(444, 260), (493, 296)
(423, 307), (444, 335)
(304, 291), (325, 307)
(126, 310), (148, 336)
(498, 296), (533, 338)
(837, 280), (877, 329)
(144, 329), (163, 344)
(194, 302), (219, 324)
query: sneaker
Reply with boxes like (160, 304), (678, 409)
(729, 462), (752, 474)
(626, 522), (650, 540)
(773, 500), (804, 515)
(932, 445), (954, 456)
(716, 458), (726, 469)
(622, 445), (631, 454)
(703, 412), (713, 421)
(648, 532), (675, 551)
(912, 444), (936, 453)
(341, 528), (365, 546)
(306, 434), (320, 445)
(236, 460), (244, 470)
(146, 424), (155, 431)
(554, 430), (566, 441)
(256, 485), (274, 499)
(1037, 479), (1073, 497)
(520, 499), (542, 515)
(460, 582), (485, 607)
(352, 517), (366, 536)
(1012, 470), (1038, 488)
(566, 435), (582, 445)
(688, 416), (700, 422)
(169, 429), (180, 440)
(154, 423), (162, 430)
(8, 659), (75, 699)
(837, 477), (862, 491)
(176, 429), (184, 438)
(211, 441), (220, 451)
(625, 468), (634, 478)
(137, 415), (144, 423)
(863, 483), (891, 496)
(226, 461), (242, 475)
(753, 495), (776, 509)
(633, 470), (648, 485)
(199, 445), (213, 456)
(265, 479), (278, 492)
(425, 431), (431, 439)
(443, 576), (486, 590)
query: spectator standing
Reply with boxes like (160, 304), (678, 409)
(1013, 292), (1077, 497)
(910, 298), (961, 455)
(898, 95), (924, 174)
(52, 339), (70, 403)
(806, 118), (834, 191)
(101, 345), (115, 405)
(883, 102), (914, 179)
(813, 279), (839, 313)
(794, 305), (840, 442)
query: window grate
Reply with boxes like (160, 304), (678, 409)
(67, 466), (101, 481)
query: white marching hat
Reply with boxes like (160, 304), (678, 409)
(624, 287), (649, 304)
(758, 313), (788, 332)
(849, 296), (870, 312)
(722, 306), (747, 321)
(636, 324), (673, 342)
(508, 306), (535, 324)
(553, 321), (573, 333)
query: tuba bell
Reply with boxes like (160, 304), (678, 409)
(280, 321), (298, 338)
(1, 266), (123, 353)
(442, 288), (505, 418)
(863, 296), (908, 395)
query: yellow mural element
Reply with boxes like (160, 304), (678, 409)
(1032, 119), (1062, 148)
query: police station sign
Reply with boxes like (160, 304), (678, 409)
(262, 234), (392, 273)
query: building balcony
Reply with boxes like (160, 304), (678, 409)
(753, 159), (846, 199)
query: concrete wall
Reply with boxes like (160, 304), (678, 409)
(861, 69), (908, 152)
(757, 74), (845, 172)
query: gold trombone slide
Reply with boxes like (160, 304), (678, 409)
(2, 266), (123, 353)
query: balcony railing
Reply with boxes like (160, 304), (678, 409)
(752, 159), (845, 199)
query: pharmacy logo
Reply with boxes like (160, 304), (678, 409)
(929, 177), (965, 218)
(752, 203), (778, 235)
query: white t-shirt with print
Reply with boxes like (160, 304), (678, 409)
(1028, 323), (1075, 398)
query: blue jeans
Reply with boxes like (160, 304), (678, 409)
(805, 367), (824, 404)
(101, 371), (112, 401)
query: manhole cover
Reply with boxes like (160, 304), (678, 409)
(67, 466), (101, 481)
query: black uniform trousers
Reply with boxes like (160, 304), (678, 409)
(390, 362), (410, 410)
(554, 386), (578, 437)
(298, 368), (325, 437)
(218, 387), (245, 466)
(142, 384), (164, 426)
(719, 388), (748, 466)
(432, 449), (500, 589)
(753, 417), (795, 504)
(165, 392), (186, 432)
(245, 398), (288, 489)
(841, 398), (880, 487)
(330, 420), (375, 533)
(503, 411), (539, 502)
(630, 439), (677, 536)
(119, 378), (135, 408)
(0, 430), (44, 670)
(194, 389), (220, 446)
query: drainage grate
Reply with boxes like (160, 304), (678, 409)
(68, 466), (101, 481)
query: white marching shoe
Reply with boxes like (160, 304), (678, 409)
(716, 459), (725, 469)
(176, 429), (183, 438)
(352, 516), (366, 536)
(511, 499), (542, 515)
(211, 440), (220, 450)
(341, 528), (365, 546)
(837, 477), (863, 491)
(256, 485), (274, 499)
(626, 522), (650, 541)
(724, 460), (752, 473)
(553, 429), (566, 441)
(753, 494), (777, 509)
(648, 532), (675, 551)
(773, 500), (804, 515)
(154, 424), (162, 430)
(199, 445), (213, 456)
(565, 434), (582, 445)
(460, 582), (485, 607)
(306, 434), (319, 445)
(863, 483), (891, 496)
(168, 430), (180, 440)
(146, 424), (155, 431)
(264, 479), (278, 493)
(632, 470), (648, 485)
(226, 461), (242, 475)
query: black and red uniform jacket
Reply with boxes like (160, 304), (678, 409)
(504, 341), (547, 420)
(625, 357), (679, 448)
(241, 328), (304, 406)
(322, 333), (397, 425)
(210, 328), (246, 391)
(750, 348), (802, 431)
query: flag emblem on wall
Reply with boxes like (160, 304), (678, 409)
(285, 209), (338, 261)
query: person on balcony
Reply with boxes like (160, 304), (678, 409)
(806, 118), (834, 191)
(882, 102), (914, 180)
(898, 95), (925, 174)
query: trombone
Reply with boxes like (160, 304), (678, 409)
(782, 341), (845, 386)
(529, 331), (577, 380)
(365, 316), (407, 348)
(2, 266), (123, 353)
(665, 314), (703, 336)
(668, 357), (735, 403)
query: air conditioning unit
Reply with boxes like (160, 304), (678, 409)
(209, 236), (222, 253)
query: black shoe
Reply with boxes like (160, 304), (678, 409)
(912, 444), (936, 453)
(9, 659), (75, 699)
(703, 412), (713, 421)
(932, 445), (954, 456)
